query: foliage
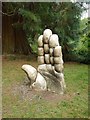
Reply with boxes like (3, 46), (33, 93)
(18, 7), (41, 44)
(17, 2), (83, 58)
(3, 2), (88, 62)
(76, 34), (89, 63)
(75, 18), (90, 63)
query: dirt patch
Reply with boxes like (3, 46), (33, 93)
(12, 79), (74, 104)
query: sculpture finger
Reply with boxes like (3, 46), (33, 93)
(38, 29), (52, 65)
(22, 64), (37, 82)
(49, 34), (59, 48)
(38, 35), (43, 47)
(37, 29), (65, 93)
(38, 35), (44, 65)
(53, 46), (64, 73)
(43, 29), (52, 43)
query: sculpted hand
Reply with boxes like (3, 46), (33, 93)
(22, 29), (66, 94)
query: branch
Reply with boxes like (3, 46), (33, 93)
(0, 11), (15, 16)
(0, 8), (18, 16)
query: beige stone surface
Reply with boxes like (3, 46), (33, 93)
(22, 64), (37, 81)
(49, 34), (59, 48)
(54, 64), (63, 73)
(43, 29), (52, 43)
(38, 47), (44, 56)
(38, 35), (43, 47)
(32, 73), (47, 91)
(54, 57), (63, 64)
(44, 44), (49, 53)
(38, 56), (45, 65)
(22, 29), (66, 93)
(54, 46), (62, 57)
(49, 48), (54, 56)
(50, 56), (54, 65)
(45, 54), (50, 64)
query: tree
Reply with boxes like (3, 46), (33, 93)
(18, 2), (83, 60)
(2, 2), (32, 54)
(2, 2), (83, 59)
(76, 18), (90, 63)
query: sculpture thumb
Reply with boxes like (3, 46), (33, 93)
(22, 64), (37, 81)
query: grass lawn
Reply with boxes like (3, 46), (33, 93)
(2, 57), (88, 118)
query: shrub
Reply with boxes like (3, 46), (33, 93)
(76, 33), (89, 64)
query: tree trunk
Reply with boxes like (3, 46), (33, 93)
(2, 15), (32, 55)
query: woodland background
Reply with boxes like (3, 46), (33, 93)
(2, 2), (89, 63)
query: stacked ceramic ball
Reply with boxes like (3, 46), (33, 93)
(38, 29), (64, 73)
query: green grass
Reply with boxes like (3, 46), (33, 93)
(2, 58), (88, 118)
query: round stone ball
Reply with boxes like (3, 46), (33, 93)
(38, 35), (43, 47)
(49, 34), (59, 48)
(43, 29), (52, 43)
(38, 47), (44, 56)
(54, 46), (62, 57)
(45, 54), (50, 64)
(54, 57), (63, 64)
(50, 57), (54, 65)
(54, 64), (64, 73)
(44, 44), (49, 53)
(38, 56), (44, 65)
(50, 48), (54, 56)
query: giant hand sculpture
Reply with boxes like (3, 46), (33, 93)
(22, 29), (66, 94)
